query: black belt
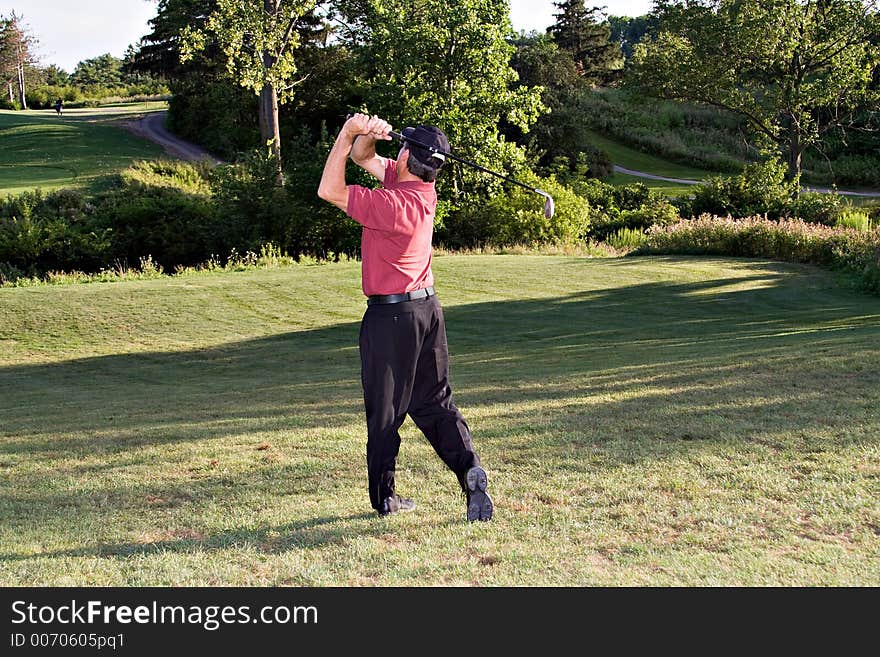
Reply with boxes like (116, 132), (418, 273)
(367, 286), (435, 306)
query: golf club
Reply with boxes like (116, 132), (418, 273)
(388, 129), (555, 219)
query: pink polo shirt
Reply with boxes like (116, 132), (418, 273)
(346, 160), (436, 297)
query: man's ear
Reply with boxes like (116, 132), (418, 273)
(398, 147), (410, 173)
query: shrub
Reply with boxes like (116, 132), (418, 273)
(543, 149), (613, 182)
(832, 155), (880, 188)
(566, 179), (681, 241)
(0, 189), (109, 275)
(96, 183), (220, 270)
(85, 161), (222, 270)
(690, 160), (798, 219)
(280, 127), (364, 260)
(123, 159), (214, 195)
(789, 191), (846, 226)
(26, 85), (84, 108)
(438, 175), (591, 249)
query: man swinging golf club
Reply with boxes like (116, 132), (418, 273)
(318, 113), (493, 522)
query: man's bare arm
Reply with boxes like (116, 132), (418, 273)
(317, 120), (358, 211)
(318, 114), (392, 211)
(350, 115), (393, 181)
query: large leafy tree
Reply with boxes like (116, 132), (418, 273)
(511, 31), (582, 95)
(181, 0), (319, 184)
(356, 0), (545, 200)
(547, 0), (623, 84)
(130, 0), (254, 158)
(607, 14), (656, 60)
(628, 0), (880, 181)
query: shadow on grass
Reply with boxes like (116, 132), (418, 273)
(1, 261), (879, 558)
(0, 513), (385, 563)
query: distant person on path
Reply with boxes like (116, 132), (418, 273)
(54, 98), (63, 116)
(318, 113), (494, 522)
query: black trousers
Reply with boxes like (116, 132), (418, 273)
(359, 294), (479, 511)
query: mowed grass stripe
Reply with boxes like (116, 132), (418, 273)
(1, 255), (878, 585)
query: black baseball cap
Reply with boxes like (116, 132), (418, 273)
(401, 125), (450, 169)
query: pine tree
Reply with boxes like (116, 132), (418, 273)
(547, 1), (622, 84)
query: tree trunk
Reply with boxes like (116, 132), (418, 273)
(258, 82), (283, 186)
(257, 0), (283, 186)
(785, 131), (802, 183)
(7, 81), (13, 104)
(16, 42), (27, 109)
(17, 67), (26, 109)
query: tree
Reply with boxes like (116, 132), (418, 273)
(607, 14), (656, 60)
(130, 0), (220, 79)
(358, 0), (545, 201)
(42, 64), (69, 86)
(547, 1), (623, 84)
(510, 31), (595, 171)
(181, 0), (319, 184)
(70, 54), (125, 87)
(511, 31), (581, 94)
(628, 0), (880, 181)
(0, 12), (38, 108)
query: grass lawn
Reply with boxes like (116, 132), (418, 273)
(1, 255), (879, 586)
(0, 103), (167, 196)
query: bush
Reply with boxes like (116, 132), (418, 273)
(638, 215), (880, 295)
(690, 160), (798, 219)
(789, 191), (846, 226)
(803, 152), (880, 189)
(211, 151), (296, 256)
(543, 149), (613, 182)
(565, 179), (681, 241)
(607, 227), (648, 250)
(25, 84), (170, 109)
(0, 189), (109, 275)
(123, 159), (214, 195)
(438, 175), (591, 249)
(96, 163), (222, 269)
(25, 85), (84, 108)
(279, 127), (364, 260)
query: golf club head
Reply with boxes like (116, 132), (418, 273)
(536, 189), (555, 219)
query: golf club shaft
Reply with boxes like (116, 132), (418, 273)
(344, 116), (553, 217)
(387, 130), (540, 194)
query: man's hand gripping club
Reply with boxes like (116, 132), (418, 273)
(318, 113), (393, 211)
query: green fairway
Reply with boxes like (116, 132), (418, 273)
(0, 103), (167, 196)
(1, 255), (879, 585)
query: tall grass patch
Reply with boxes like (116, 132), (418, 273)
(638, 215), (880, 294)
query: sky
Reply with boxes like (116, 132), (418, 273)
(1, 0), (654, 73)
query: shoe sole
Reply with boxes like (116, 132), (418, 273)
(466, 466), (493, 522)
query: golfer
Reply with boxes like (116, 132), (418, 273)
(318, 113), (493, 521)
